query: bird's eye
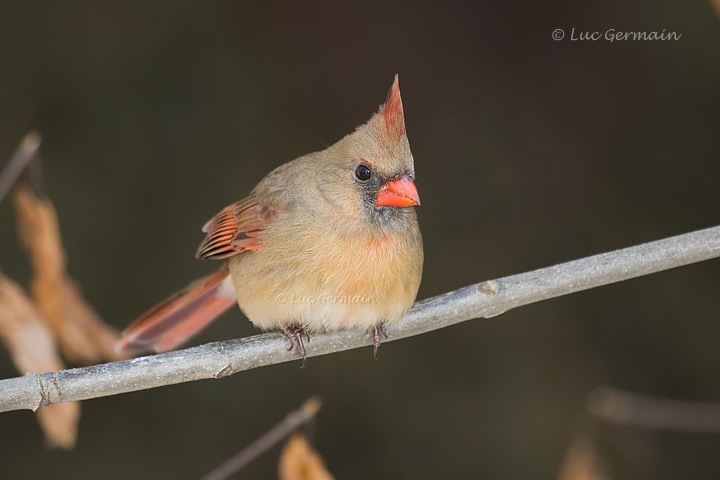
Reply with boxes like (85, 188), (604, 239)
(355, 164), (372, 181)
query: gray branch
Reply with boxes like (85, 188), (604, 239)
(0, 132), (41, 206)
(1, 225), (719, 413)
(588, 386), (720, 433)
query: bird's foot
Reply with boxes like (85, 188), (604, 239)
(371, 324), (388, 360)
(284, 325), (309, 368)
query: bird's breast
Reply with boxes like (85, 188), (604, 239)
(229, 224), (422, 332)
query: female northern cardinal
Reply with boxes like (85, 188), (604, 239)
(117, 76), (423, 364)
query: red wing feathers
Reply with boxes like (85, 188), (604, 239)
(118, 197), (278, 354)
(116, 268), (235, 354)
(195, 195), (277, 260)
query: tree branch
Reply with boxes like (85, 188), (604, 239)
(1, 225), (719, 413)
(201, 396), (322, 480)
(588, 386), (720, 433)
(0, 132), (41, 206)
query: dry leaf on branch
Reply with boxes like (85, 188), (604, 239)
(278, 432), (335, 480)
(712, 0), (720, 19)
(0, 271), (80, 449)
(13, 184), (123, 364)
(557, 436), (610, 480)
(35, 402), (81, 450)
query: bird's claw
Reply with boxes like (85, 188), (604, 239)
(285, 325), (309, 368)
(372, 324), (388, 360)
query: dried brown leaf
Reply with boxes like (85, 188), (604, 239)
(278, 432), (334, 480)
(0, 272), (62, 373)
(13, 184), (124, 364)
(557, 437), (610, 480)
(712, 0), (720, 19)
(0, 272), (80, 449)
(36, 403), (81, 449)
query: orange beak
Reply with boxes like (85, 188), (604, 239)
(375, 175), (420, 207)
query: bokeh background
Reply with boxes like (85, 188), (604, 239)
(2, 1), (720, 478)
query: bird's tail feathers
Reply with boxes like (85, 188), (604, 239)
(116, 268), (235, 354)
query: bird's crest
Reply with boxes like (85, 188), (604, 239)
(378, 75), (406, 139)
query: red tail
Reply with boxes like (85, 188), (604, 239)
(116, 269), (235, 354)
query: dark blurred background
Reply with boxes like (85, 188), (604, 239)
(1, 1), (720, 479)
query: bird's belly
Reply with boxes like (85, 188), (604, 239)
(228, 233), (420, 332)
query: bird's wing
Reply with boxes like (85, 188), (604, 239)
(117, 195), (279, 354)
(195, 194), (278, 260)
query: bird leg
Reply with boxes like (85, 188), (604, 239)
(372, 324), (388, 360)
(284, 325), (308, 368)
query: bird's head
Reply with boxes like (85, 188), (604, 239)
(319, 75), (419, 230)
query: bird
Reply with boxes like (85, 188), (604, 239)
(116, 75), (423, 365)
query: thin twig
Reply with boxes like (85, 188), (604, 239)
(0, 225), (719, 412)
(0, 132), (41, 206)
(200, 396), (322, 480)
(588, 386), (720, 434)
